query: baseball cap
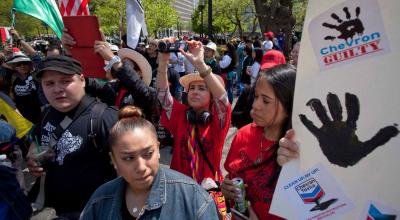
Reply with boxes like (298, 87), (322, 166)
(260, 49), (286, 70)
(34, 55), (82, 79)
(264, 31), (274, 39)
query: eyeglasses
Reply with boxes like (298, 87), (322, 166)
(14, 62), (31, 67)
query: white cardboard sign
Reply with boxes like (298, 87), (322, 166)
(282, 163), (354, 220)
(271, 0), (400, 219)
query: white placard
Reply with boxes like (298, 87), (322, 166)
(281, 163), (354, 220)
(271, 0), (400, 219)
(360, 200), (399, 219)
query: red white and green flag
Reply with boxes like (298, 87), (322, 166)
(12, 0), (64, 38)
(0, 27), (11, 46)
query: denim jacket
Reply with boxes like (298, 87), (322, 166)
(80, 166), (219, 220)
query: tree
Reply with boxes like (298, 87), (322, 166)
(253, 0), (307, 55)
(0, 0), (52, 39)
(92, 0), (179, 38)
(192, 0), (258, 38)
(214, 0), (255, 37)
(142, 0), (178, 37)
(252, 0), (294, 56)
(293, 0), (307, 32)
(91, 0), (126, 38)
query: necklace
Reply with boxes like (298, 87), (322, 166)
(255, 135), (272, 165)
(132, 207), (139, 213)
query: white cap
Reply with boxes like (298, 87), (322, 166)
(204, 42), (219, 56)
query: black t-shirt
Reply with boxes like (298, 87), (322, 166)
(33, 95), (118, 213)
(121, 192), (138, 220)
(12, 74), (42, 124)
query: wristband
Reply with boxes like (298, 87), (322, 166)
(199, 66), (212, 78)
(104, 55), (121, 71)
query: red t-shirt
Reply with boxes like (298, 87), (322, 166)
(161, 99), (231, 182)
(224, 123), (283, 220)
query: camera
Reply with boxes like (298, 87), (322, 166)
(157, 41), (188, 53)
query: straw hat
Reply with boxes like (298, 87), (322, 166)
(179, 71), (224, 91)
(6, 50), (31, 64)
(117, 48), (152, 86)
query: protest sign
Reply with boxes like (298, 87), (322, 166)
(271, 0), (400, 219)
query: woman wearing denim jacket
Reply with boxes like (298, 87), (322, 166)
(80, 106), (219, 220)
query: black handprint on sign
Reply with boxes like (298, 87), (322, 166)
(322, 6), (364, 41)
(299, 93), (399, 168)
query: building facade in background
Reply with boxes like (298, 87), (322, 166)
(158, 0), (197, 37)
(172, 0), (198, 36)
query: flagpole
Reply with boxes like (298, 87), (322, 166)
(10, 9), (15, 45)
(119, 0), (124, 46)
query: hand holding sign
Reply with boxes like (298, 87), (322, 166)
(299, 92), (399, 167)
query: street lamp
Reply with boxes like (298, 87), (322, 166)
(208, 0), (213, 40)
(199, 0), (205, 38)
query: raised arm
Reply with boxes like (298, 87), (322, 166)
(180, 41), (226, 99)
(10, 29), (36, 56)
(156, 51), (170, 90)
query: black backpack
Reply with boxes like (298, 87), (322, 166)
(39, 100), (108, 152)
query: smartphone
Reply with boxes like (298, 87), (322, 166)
(231, 208), (249, 220)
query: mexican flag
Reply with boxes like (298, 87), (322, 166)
(12, 0), (64, 38)
(0, 27), (11, 46)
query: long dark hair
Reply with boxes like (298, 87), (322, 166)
(224, 42), (238, 71)
(109, 105), (158, 148)
(253, 48), (264, 64)
(257, 64), (296, 139)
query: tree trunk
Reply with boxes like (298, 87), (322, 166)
(252, 0), (296, 56)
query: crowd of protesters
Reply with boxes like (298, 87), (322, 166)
(0, 26), (301, 220)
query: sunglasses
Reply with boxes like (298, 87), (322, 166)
(14, 62), (31, 67)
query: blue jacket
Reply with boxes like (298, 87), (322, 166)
(80, 166), (219, 220)
(0, 165), (32, 220)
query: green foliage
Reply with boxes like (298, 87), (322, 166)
(192, 0), (257, 37)
(142, 0), (178, 37)
(0, 0), (13, 25)
(293, 0), (308, 32)
(91, 0), (126, 36)
(0, 0), (54, 38)
(91, 0), (179, 37)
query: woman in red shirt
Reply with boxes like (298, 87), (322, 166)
(156, 40), (231, 184)
(221, 64), (296, 220)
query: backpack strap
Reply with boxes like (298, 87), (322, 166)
(194, 125), (216, 178)
(88, 102), (108, 151)
(48, 96), (93, 149)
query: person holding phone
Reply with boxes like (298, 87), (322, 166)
(156, 40), (231, 184)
